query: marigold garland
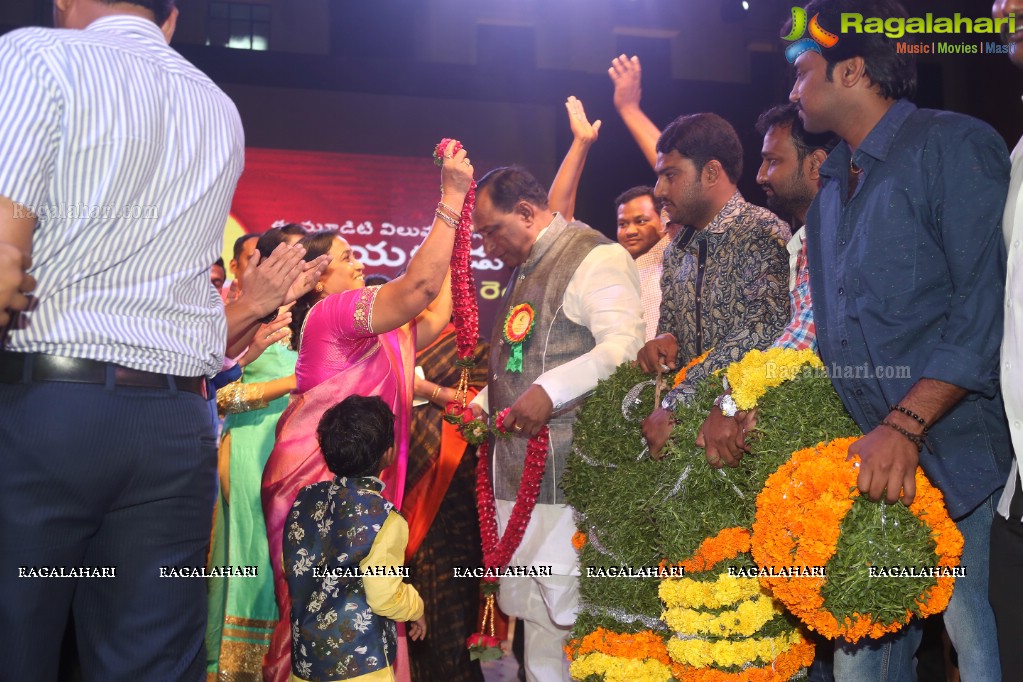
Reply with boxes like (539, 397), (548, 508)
(565, 352), (859, 681)
(659, 573), (763, 611)
(751, 437), (963, 643)
(665, 629), (804, 669)
(566, 627), (671, 665)
(660, 527), (751, 575)
(668, 637), (815, 682)
(725, 347), (822, 410)
(663, 593), (778, 638)
(569, 652), (674, 682)
(673, 349), (713, 388)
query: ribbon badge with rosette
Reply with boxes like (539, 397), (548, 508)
(503, 302), (536, 373)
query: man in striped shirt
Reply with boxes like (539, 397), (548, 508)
(0, 1), (250, 679)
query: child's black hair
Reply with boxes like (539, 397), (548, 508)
(316, 395), (394, 477)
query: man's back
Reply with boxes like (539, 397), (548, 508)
(0, 16), (244, 375)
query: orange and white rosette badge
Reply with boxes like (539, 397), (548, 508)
(503, 302), (536, 373)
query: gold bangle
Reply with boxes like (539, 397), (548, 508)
(431, 385), (442, 401)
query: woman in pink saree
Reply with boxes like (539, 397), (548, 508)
(261, 143), (474, 682)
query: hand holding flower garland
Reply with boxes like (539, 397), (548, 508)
(476, 408), (550, 572)
(751, 437), (962, 642)
(432, 138), (479, 407)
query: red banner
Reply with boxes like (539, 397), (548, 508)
(230, 147), (511, 333)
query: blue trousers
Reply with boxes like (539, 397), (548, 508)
(0, 379), (217, 681)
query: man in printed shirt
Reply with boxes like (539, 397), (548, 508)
(990, 0), (1023, 679)
(638, 113), (792, 458)
(790, 1), (1011, 678)
(698, 104), (836, 466)
(0, 0), (253, 679)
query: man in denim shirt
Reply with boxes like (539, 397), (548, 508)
(791, 0), (1012, 679)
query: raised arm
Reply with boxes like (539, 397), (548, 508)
(548, 96), (601, 221)
(609, 55), (661, 169)
(372, 142), (473, 335)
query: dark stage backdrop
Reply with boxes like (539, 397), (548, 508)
(230, 147), (513, 333)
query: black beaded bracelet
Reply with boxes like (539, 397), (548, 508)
(889, 403), (928, 431)
(880, 419), (924, 452)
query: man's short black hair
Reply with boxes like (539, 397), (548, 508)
(755, 104), (839, 160)
(317, 395), (395, 478)
(655, 113), (744, 184)
(232, 233), (260, 262)
(213, 257), (225, 270)
(476, 166), (549, 213)
(614, 186), (657, 211)
(794, 0), (916, 101)
(99, 0), (176, 25)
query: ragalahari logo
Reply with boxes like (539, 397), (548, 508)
(783, 6), (839, 63)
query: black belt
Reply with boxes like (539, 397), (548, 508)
(0, 352), (208, 399)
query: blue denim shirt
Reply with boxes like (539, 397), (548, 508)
(806, 99), (1013, 519)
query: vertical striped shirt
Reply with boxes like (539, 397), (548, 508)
(0, 15), (244, 376)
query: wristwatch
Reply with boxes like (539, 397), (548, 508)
(714, 393), (738, 418)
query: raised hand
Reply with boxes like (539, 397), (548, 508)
(565, 96), (601, 145)
(440, 140), (474, 201)
(609, 54), (643, 112)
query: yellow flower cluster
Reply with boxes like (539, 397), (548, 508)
(662, 594), (779, 638)
(666, 629), (804, 669)
(569, 652), (673, 682)
(659, 573), (763, 610)
(725, 347), (823, 410)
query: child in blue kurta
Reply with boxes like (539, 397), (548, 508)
(284, 395), (425, 682)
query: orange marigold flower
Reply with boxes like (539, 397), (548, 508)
(660, 526), (752, 575)
(672, 349), (712, 388)
(566, 627), (670, 665)
(751, 437), (963, 643)
(571, 531), (587, 551)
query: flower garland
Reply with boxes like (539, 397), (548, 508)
(751, 437), (963, 643)
(475, 408), (550, 571)
(566, 629), (673, 682)
(570, 653), (674, 682)
(665, 629), (804, 669)
(668, 637), (815, 682)
(724, 347), (822, 410)
(432, 138), (478, 405)
(663, 593), (778, 638)
(659, 574), (764, 611)
(564, 353), (860, 681)
(567, 627), (672, 664)
(672, 349), (713, 388)
(659, 527), (751, 575)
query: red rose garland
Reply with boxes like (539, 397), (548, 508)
(476, 409), (550, 571)
(434, 140), (551, 659)
(433, 138), (479, 407)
